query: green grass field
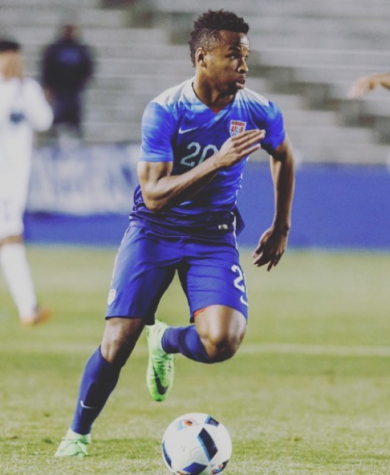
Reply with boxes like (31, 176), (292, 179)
(0, 246), (389, 475)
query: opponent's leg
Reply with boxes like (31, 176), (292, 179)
(0, 236), (49, 325)
(55, 317), (144, 457)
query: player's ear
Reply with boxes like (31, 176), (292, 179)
(195, 47), (207, 68)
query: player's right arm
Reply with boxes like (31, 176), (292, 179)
(22, 79), (53, 132)
(138, 128), (265, 212)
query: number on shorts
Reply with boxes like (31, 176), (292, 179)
(231, 265), (249, 307)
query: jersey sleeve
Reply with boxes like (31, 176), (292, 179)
(22, 79), (53, 132)
(139, 101), (176, 162)
(259, 101), (286, 155)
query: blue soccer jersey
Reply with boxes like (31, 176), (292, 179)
(130, 78), (285, 230)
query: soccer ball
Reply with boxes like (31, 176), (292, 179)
(161, 412), (232, 475)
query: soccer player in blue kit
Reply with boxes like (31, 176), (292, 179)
(55, 9), (295, 457)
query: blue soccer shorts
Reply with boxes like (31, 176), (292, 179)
(105, 224), (249, 324)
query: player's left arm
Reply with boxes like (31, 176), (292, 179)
(252, 134), (295, 271)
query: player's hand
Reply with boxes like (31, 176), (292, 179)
(214, 129), (265, 168)
(252, 225), (289, 271)
(348, 76), (375, 99)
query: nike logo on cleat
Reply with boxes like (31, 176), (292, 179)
(153, 367), (169, 395)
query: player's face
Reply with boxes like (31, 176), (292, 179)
(204, 31), (250, 95)
(0, 51), (23, 79)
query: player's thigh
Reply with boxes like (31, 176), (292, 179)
(179, 237), (249, 321)
(105, 225), (180, 324)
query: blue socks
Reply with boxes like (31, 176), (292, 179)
(162, 325), (211, 363)
(71, 327), (210, 435)
(71, 347), (121, 435)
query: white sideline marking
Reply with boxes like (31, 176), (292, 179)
(2, 342), (390, 358)
(239, 343), (390, 357)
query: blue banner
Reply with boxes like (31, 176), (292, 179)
(28, 144), (139, 215)
(238, 162), (390, 250)
(25, 149), (390, 250)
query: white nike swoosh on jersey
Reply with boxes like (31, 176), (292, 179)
(178, 126), (198, 134)
(80, 400), (98, 410)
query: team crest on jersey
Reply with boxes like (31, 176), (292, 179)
(230, 120), (247, 137)
(107, 289), (117, 305)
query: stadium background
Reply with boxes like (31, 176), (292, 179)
(1, 0), (389, 250)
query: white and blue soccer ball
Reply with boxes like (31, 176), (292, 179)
(162, 412), (232, 475)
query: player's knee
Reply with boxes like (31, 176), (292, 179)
(101, 332), (135, 367)
(101, 318), (144, 366)
(203, 330), (243, 363)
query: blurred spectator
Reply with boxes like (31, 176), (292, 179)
(41, 20), (95, 140)
(348, 72), (390, 99)
(0, 38), (53, 326)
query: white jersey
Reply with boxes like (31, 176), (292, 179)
(0, 75), (53, 239)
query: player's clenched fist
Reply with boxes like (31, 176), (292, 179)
(214, 129), (265, 168)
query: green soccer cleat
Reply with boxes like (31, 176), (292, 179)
(146, 319), (175, 402)
(54, 428), (91, 458)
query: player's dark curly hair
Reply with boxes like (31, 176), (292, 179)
(0, 39), (21, 53)
(189, 10), (249, 66)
